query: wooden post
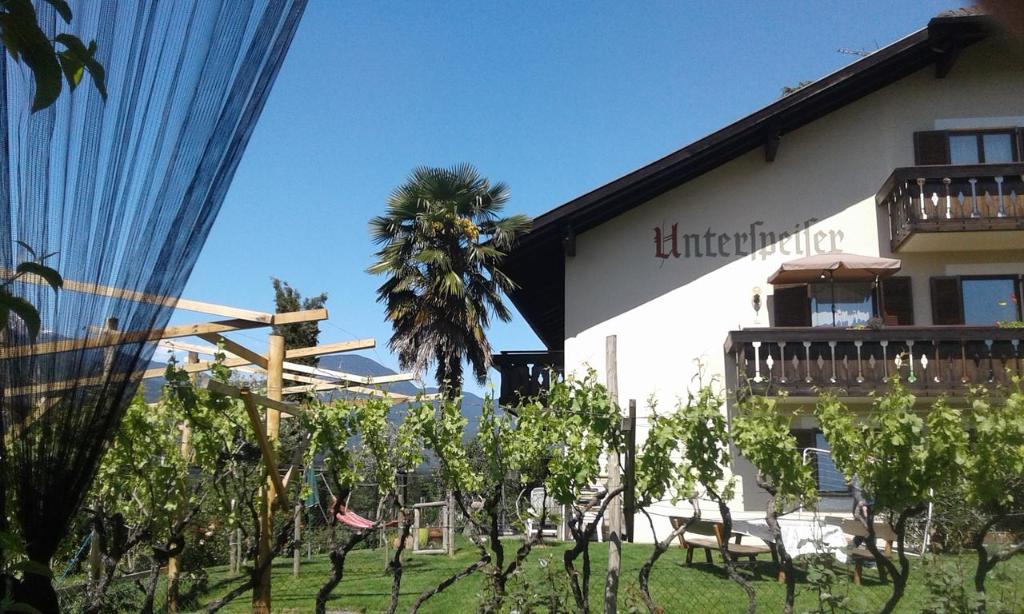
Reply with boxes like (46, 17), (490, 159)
(166, 351), (199, 611)
(235, 526), (243, 573)
(604, 335), (621, 614)
(253, 334), (285, 614)
(413, 507), (421, 551)
(624, 400), (637, 543)
(89, 317), (120, 586)
(228, 508), (237, 575)
(293, 502), (302, 577)
(446, 489), (456, 557)
(88, 525), (102, 586)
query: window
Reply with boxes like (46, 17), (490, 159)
(930, 275), (1023, 325)
(950, 134), (981, 164)
(810, 282), (873, 327)
(962, 277), (1019, 324)
(915, 129), (1022, 165)
(793, 430), (850, 495)
(771, 277), (912, 327)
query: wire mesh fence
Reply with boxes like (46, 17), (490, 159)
(50, 499), (1024, 612)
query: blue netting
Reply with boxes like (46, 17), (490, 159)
(0, 1), (306, 607)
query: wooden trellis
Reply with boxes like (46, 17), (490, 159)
(2, 272), (433, 612)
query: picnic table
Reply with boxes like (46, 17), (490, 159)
(730, 517), (849, 563)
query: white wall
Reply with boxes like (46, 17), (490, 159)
(559, 39), (1024, 542)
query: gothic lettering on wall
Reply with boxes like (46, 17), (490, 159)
(653, 218), (844, 261)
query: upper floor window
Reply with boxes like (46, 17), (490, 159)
(931, 275), (1022, 325)
(915, 129), (1022, 165)
(772, 277), (913, 327)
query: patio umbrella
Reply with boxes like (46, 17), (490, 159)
(767, 252), (902, 325)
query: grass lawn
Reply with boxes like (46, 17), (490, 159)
(190, 538), (1024, 613)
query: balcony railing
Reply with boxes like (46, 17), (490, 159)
(876, 163), (1024, 251)
(725, 326), (1024, 398)
(493, 350), (564, 407)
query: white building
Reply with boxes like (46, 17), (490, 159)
(494, 11), (1024, 542)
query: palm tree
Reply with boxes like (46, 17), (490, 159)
(369, 164), (530, 399)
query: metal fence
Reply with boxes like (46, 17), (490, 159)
(51, 464), (1024, 613)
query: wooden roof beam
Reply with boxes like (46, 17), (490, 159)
(207, 379), (303, 417)
(282, 360), (417, 387)
(152, 340), (394, 385)
(0, 309), (327, 360)
(197, 333), (269, 370)
(285, 339), (374, 359)
(0, 269), (330, 325)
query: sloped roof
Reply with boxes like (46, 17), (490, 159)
(502, 13), (994, 350)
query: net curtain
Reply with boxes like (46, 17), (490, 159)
(0, 0), (306, 606)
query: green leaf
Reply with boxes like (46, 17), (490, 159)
(0, 292), (42, 339)
(42, 0), (73, 23)
(83, 46), (106, 100)
(22, 39), (63, 112)
(57, 51), (84, 89)
(16, 261), (62, 291)
(0, 1), (63, 111)
(0, 529), (27, 555)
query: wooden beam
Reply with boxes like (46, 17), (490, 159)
(1, 307), (329, 360)
(764, 132), (781, 162)
(141, 357), (258, 380)
(206, 379), (303, 417)
(157, 340), (219, 355)
(198, 333), (269, 370)
(4, 397), (60, 445)
(278, 375), (425, 402)
(6, 372), (130, 397)
(0, 318), (268, 360)
(935, 39), (962, 79)
(282, 360), (416, 386)
(281, 382), (343, 395)
(239, 389), (289, 510)
(160, 338), (374, 360)
(272, 308), (328, 325)
(0, 267), (278, 323)
(285, 339), (374, 360)
(280, 381), (440, 402)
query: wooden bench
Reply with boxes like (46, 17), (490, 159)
(670, 518), (774, 569)
(828, 517), (896, 585)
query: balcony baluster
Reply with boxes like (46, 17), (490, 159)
(725, 327), (1024, 398)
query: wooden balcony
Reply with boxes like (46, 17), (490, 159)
(876, 163), (1024, 252)
(724, 326), (1024, 399)
(493, 350), (564, 407)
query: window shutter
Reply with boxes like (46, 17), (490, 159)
(914, 130), (950, 165)
(772, 285), (811, 327)
(930, 276), (964, 325)
(880, 276), (914, 325)
(1016, 128), (1024, 161)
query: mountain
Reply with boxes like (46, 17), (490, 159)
(314, 354), (493, 431)
(142, 353), (493, 432)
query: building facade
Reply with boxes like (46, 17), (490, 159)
(495, 13), (1024, 542)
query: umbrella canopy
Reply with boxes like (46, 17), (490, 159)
(768, 252), (902, 285)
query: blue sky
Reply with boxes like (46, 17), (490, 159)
(177, 0), (965, 394)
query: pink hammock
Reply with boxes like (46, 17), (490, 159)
(334, 505), (398, 530)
